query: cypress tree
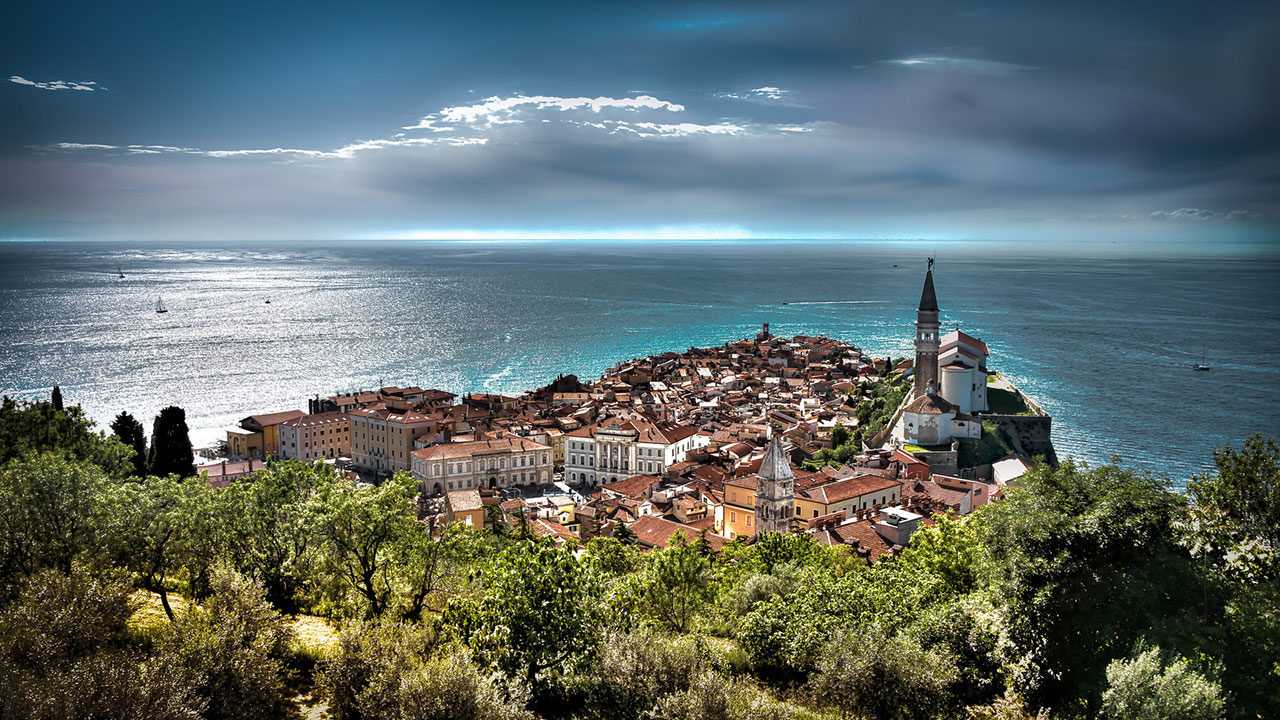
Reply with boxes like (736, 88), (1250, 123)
(147, 406), (195, 478)
(110, 411), (148, 477)
(50, 385), (63, 411)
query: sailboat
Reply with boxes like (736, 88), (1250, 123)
(1193, 346), (1210, 371)
(155, 297), (168, 314)
(117, 265), (125, 279)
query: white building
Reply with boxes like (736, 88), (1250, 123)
(900, 386), (982, 446)
(938, 330), (990, 414)
(412, 436), (552, 494)
(563, 417), (708, 486)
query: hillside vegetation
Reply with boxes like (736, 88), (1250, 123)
(1, 396), (1277, 719)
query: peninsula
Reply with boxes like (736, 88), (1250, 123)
(211, 262), (1056, 554)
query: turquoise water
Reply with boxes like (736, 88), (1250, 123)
(1, 239), (1277, 486)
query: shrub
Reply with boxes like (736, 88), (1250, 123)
(1100, 646), (1224, 720)
(158, 567), (293, 720)
(807, 627), (957, 720)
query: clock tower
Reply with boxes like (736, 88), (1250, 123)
(914, 258), (940, 398)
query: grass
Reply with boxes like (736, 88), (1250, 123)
(129, 589), (340, 662)
(985, 387), (1030, 415)
(957, 421), (1016, 468)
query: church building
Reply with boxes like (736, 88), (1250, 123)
(902, 260), (986, 447)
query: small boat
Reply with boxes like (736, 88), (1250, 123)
(155, 298), (168, 314)
(265, 298), (271, 304)
(782, 302), (790, 305)
(117, 265), (125, 279)
(1193, 347), (1210, 371)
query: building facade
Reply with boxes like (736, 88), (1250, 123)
(278, 411), (351, 461)
(412, 437), (553, 494)
(349, 407), (442, 474)
(563, 417), (706, 486)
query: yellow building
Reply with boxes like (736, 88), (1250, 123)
(349, 407), (443, 474)
(794, 474), (902, 525)
(444, 488), (485, 529)
(227, 409), (305, 459)
(723, 476), (757, 540)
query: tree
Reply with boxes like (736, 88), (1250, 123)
(0, 396), (132, 476)
(831, 423), (851, 449)
(444, 538), (602, 702)
(1187, 434), (1279, 576)
(111, 411), (148, 477)
(613, 520), (637, 545)
(1100, 646), (1224, 720)
(399, 521), (474, 621)
(641, 533), (712, 632)
(313, 472), (418, 618)
(50, 385), (63, 411)
(148, 406), (195, 478)
(0, 568), (202, 720)
(976, 460), (1210, 712)
(807, 627), (956, 720)
(159, 567), (293, 720)
(0, 452), (107, 593)
(100, 474), (214, 623)
(217, 460), (328, 611)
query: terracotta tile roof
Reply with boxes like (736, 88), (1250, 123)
(903, 393), (958, 415)
(412, 436), (550, 461)
(801, 474), (901, 504)
(601, 474), (661, 499)
(629, 515), (725, 551)
(445, 488), (483, 513)
(246, 409), (306, 427)
(280, 411), (349, 428)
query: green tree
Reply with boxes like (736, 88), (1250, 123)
(977, 460), (1210, 713)
(807, 626), (957, 720)
(218, 460), (327, 611)
(50, 385), (63, 411)
(444, 538), (602, 702)
(159, 567), (293, 720)
(100, 474), (213, 623)
(0, 568), (201, 720)
(399, 521), (474, 621)
(0, 452), (107, 593)
(641, 532), (712, 632)
(0, 396), (132, 476)
(1100, 645), (1224, 720)
(613, 520), (637, 545)
(1186, 434), (1279, 579)
(831, 423), (850, 449)
(110, 410), (148, 477)
(148, 405), (196, 478)
(313, 472), (418, 618)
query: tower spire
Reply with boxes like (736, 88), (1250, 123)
(914, 258), (941, 398)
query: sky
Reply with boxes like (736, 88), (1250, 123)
(2, 0), (1278, 242)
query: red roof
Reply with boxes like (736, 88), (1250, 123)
(629, 515), (726, 551)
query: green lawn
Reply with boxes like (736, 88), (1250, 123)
(986, 387), (1030, 415)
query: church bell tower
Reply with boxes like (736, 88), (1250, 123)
(914, 258), (940, 398)
(754, 434), (795, 535)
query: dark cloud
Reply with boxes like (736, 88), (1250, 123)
(1, 0), (1277, 239)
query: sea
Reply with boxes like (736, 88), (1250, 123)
(2, 238), (1278, 488)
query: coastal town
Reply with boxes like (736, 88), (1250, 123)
(202, 262), (1055, 561)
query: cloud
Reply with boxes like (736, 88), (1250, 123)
(10, 76), (105, 91)
(1149, 208), (1255, 221)
(882, 57), (1031, 76)
(404, 94), (685, 131)
(715, 86), (793, 103)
